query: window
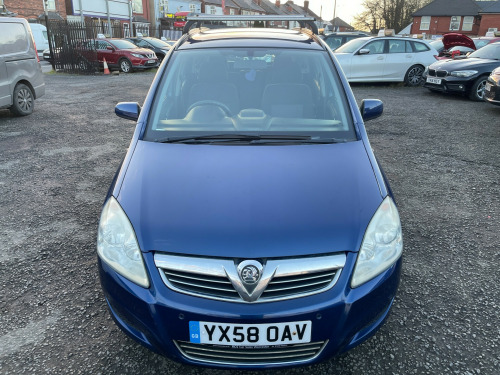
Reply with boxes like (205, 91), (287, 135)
(388, 40), (406, 53)
(420, 16), (430, 31)
(462, 16), (474, 32)
(43, 0), (56, 10)
(210, 6), (216, 14)
(411, 41), (430, 52)
(325, 36), (343, 50)
(450, 16), (461, 31)
(230, 8), (235, 15)
(190, 4), (196, 12)
(0, 23), (28, 55)
(132, 0), (143, 14)
(364, 40), (385, 54)
(123, 23), (130, 38)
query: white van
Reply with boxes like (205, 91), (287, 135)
(0, 18), (45, 116)
(29, 23), (49, 58)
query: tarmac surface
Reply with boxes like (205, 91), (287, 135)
(0, 71), (499, 374)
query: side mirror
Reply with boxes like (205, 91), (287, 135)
(358, 48), (370, 55)
(106, 46), (114, 50)
(360, 99), (383, 122)
(115, 102), (141, 121)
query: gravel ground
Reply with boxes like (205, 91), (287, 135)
(0, 72), (499, 375)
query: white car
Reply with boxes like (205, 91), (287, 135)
(333, 37), (439, 86)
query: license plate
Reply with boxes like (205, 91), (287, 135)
(485, 82), (492, 92)
(426, 77), (441, 84)
(147, 59), (155, 63)
(189, 320), (311, 346)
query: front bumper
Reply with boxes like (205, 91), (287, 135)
(98, 251), (402, 369)
(131, 58), (159, 69)
(484, 75), (500, 106)
(423, 74), (475, 94)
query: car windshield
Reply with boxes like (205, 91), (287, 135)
(145, 38), (171, 48)
(109, 39), (138, 49)
(335, 38), (370, 53)
(473, 39), (491, 49)
(429, 40), (443, 51)
(468, 43), (500, 59)
(145, 48), (355, 142)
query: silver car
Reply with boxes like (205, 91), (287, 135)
(0, 18), (45, 116)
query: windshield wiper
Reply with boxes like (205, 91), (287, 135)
(156, 134), (329, 144)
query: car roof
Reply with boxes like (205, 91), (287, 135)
(178, 28), (324, 50)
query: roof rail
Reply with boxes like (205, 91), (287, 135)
(182, 15), (318, 35)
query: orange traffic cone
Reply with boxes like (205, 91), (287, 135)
(103, 58), (110, 75)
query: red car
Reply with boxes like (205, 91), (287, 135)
(433, 33), (476, 60)
(89, 38), (159, 73)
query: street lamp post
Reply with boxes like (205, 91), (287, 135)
(44, 0), (55, 71)
(332, 0), (337, 32)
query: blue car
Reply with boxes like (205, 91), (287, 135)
(97, 19), (403, 369)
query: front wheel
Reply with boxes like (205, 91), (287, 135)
(120, 59), (132, 73)
(10, 83), (34, 116)
(404, 65), (425, 87)
(469, 77), (487, 101)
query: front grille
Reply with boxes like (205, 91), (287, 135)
(262, 269), (339, 299)
(174, 340), (327, 366)
(429, 69), (447, 77)
(155, 253), (346, 303)
(162, 269), (240, 299)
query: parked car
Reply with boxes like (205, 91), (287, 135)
(431, 33), (476, 60)
(484, 66), (500, 106)
(424, 42), (500, 101)
(473, 36), (500, 49)
(85, 38), (159, 73)
(322, 32), (370, 51)
(126, 36), (172, 63)
(98, 19), (403, 369)
(333, 36), (439, 86)
(29, 23), (49, 58)
(0, 17), (45, 116)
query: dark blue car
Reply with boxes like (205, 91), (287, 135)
(97, 20), (403, 369)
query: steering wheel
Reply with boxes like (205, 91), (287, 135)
(186, 100), (232, 117)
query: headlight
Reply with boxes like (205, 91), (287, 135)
(131, 53), (144, 58)
(97, 197), (149, 288)
(450, 70), (478, 77)
(492, 67), (500, 75)
(351, 197), (403, 288)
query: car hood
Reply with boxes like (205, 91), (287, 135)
(430, 57), (498, 70)
(442, 33), (475, 50)
(117, 140), (383, 258)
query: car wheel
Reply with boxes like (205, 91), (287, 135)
(404, 65), (425, 87)
(157, 54), (164, 64)
(10, 83), (34, 116)
(120, 59), (132, 73)
(469, 76), (487, 101)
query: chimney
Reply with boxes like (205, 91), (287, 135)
(276, 0), (280, 7)
(304, 1), (309, 12)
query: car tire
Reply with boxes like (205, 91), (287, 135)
(157, 54), (164, 64)
(404, 65), (425, 87)
(10, 83), (34, 116)
(120, 59), (132, 73)
(468, 76), (487, 101)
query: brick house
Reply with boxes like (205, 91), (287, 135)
(330, 17), (354, 32)
(411, 0), (500, 36)
(1, 0), (66, 21)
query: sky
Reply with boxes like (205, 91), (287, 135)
(303, 0), (365, 25)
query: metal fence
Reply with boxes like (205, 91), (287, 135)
(45, 20), (175, 74)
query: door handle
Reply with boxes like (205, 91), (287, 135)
(377, 56), (384, 60)
(406, 54), (412, 58)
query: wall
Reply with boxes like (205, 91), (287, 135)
(478, 14), (500, 36)
(411, 15), (480, 36)
(4, 0), (67, 20)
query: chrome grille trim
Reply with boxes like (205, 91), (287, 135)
(154, 253), (346, 303)
(174, 340), (328, 366)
